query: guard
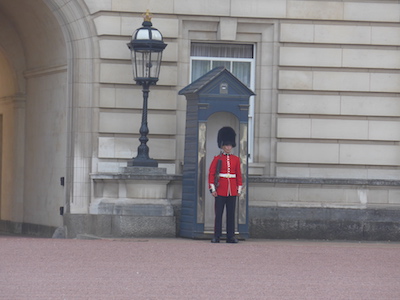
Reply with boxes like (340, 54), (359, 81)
(208, 127), (243, 243)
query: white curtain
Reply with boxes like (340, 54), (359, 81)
(191, 43), (253, 58)
(191, 43), (253, 86)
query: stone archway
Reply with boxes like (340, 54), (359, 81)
(0, 0), (95, 235)
(0, 7), (27, 231)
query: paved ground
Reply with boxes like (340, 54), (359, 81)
(0, 235), (400, 299)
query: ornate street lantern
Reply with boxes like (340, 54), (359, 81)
(127, 10), (167, 167)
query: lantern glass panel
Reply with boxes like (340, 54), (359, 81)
(151, 29), (162, 40)
(136, 29), (150, 40)
(128, 19), (167, 84)
(131, 50), (163, 82)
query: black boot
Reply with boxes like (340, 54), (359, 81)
(211, 237), (220, 243)
(226, 237), (238, 243)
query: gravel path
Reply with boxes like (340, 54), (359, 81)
(1, 236), (399, 299)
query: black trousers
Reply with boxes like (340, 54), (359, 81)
(214, 195), (236, 239)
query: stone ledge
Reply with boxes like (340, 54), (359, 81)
(91, 172), (182, 181)
(249, 176), (400, 187)
(249, 206), (400, 241)
(64, 214), (176, 238)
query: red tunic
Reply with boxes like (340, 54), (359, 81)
(208, 153), (242, 197)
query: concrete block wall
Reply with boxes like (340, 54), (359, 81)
(271, 1), (400, 240)
(5, 0), (400, 238)
(85, 1), (400, 184)
(84, 0), (400, 178)
(93, 12), (180, 174)
(277, 2), (400, 180)
(248, 177), (400, 240)
(80, 0), (400, 239)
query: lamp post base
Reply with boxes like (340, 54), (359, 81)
(127, 157), (158, 168)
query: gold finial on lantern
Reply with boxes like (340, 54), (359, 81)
(143, 10), (152, 22)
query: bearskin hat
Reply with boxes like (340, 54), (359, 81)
(217, 126), (236, 148)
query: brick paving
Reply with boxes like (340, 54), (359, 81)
(0, 235), (400, 299)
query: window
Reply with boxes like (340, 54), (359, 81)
(190, 43), (256, 161)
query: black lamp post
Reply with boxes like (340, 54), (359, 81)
(127, 10), (167, 167)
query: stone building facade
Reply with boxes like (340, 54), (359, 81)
(0, 0), (399, 240)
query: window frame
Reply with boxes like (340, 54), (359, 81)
(189, 43), (256, 162)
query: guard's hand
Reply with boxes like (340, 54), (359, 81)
(212, 191), (218, 197)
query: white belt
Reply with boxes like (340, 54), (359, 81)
(219, 173), (236, 178)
